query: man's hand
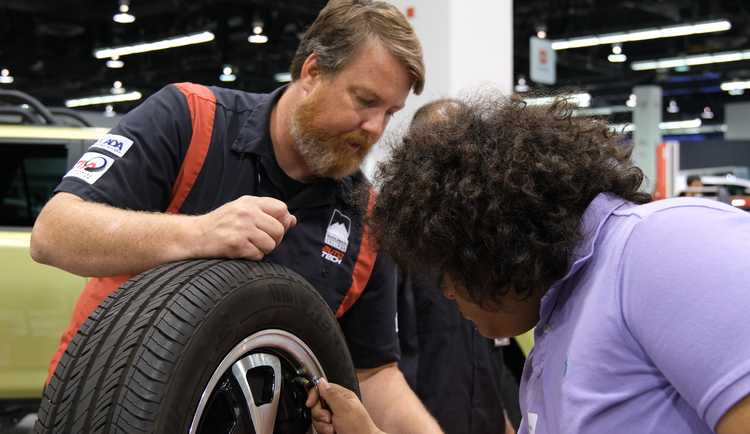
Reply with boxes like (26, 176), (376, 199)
(31, 192), (296, 277)
(195, 195), (296, 260)
(306, 378), (385, 434)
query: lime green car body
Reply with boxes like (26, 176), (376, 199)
(0, 125), (106, 401)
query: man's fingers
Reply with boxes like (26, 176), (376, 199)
(256, 197), (297, 231)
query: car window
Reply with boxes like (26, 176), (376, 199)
(0, 144), (67, 227)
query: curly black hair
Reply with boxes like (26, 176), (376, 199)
(367, 92), (652, 309)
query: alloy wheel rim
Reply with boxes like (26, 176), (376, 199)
(189, 329), (327, 434)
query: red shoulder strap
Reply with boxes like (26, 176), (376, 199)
(47, 83), (217, 386)
(167, 82), (217, 214)
(335, 186), (378, 318)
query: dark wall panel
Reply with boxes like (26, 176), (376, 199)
(678, 140), (750, 171)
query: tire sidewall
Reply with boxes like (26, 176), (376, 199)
(155, 272), (357, 433)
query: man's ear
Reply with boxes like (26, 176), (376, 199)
(299, 54), (321, 93)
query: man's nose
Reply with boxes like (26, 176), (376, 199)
(360, 111), (388, 141)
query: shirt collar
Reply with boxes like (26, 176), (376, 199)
(542, 193), (630, 302)
(230, 84), (288, 156)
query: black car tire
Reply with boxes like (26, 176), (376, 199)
(35, 259), (359, 434)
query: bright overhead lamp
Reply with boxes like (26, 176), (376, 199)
(659, 119), (701, 130)
(110, 81), (125, 94)
(611, 122), (727, 134)
(701, 107), (715, 119)
(631, 49), (750, 71)
(0, 69), (13, 84)
(573, 105), (633, 116)
(220, 66), (236, 82)
(93, 31), (215, 59)
(609, 124), (636, 133)
(514, 78), (530, 92)
(64, 91), (142, 108)
(720, 80), (750, 91)
(274, 72), (292, 83)
(524, 93), (591, 107)
(114, 1), (135, 23)
(113, 12), (135, 23)
(550, 19), (731, 50)
(106, 58), (124, 68)
(248, 34), (268, 44)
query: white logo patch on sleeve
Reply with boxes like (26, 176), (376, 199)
(89, 134), (134, 158)
(64, 152), (115, 185)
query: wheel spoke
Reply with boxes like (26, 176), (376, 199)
(231, 353), (282, 434)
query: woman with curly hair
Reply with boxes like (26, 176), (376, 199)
(307, 92), (750, 434)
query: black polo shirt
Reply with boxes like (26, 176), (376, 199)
(398, 272), (508, 433)
(55, 84), (399, 369)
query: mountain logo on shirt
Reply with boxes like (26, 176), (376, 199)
(324, 209), (351, 253)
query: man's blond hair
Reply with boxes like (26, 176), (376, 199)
(290, 0), (425, 95)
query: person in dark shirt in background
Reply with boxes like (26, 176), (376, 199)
(396, 100), (518, 434)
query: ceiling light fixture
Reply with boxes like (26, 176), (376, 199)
(111, 81), (125, 94)
(94, 31), (215, 59)
(0, 69), (13, 84)
(113, 0), (135, 23)
(550, 19), (731, 50)
(248, 34), (268, 43)
(274, 72), (292, 83)
(608, 44), (627, 62)
(625, 94), (637, 107)
(720, 80), (750, 91)
(107, 55), (124, 68)
(574, 105), (633, 116)
(525, 93), (591, 107)
(631, 49), (750, 71)
(249, 23), (268, 44)
(610, 121), (725, 134)
(701, 107), (714, 119)
(64, 91), (142, 108)
(666, 100), (679, 113)
(515, 78), (530, 92)
(609, 124), (636, 133)
(103, 105), (117, 117)
(220, 66), (237, 82)
(659, 119), (701, 130)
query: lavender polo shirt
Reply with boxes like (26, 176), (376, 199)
(519, 193), (750, 434)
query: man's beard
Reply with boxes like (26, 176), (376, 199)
(291, 91), (374, 181)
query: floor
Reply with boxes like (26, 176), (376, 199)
(0, 414), (35, 434)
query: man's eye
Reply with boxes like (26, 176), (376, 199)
(358, 96), (374, 106)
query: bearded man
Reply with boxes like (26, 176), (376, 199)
(30, 1), (443, 433)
